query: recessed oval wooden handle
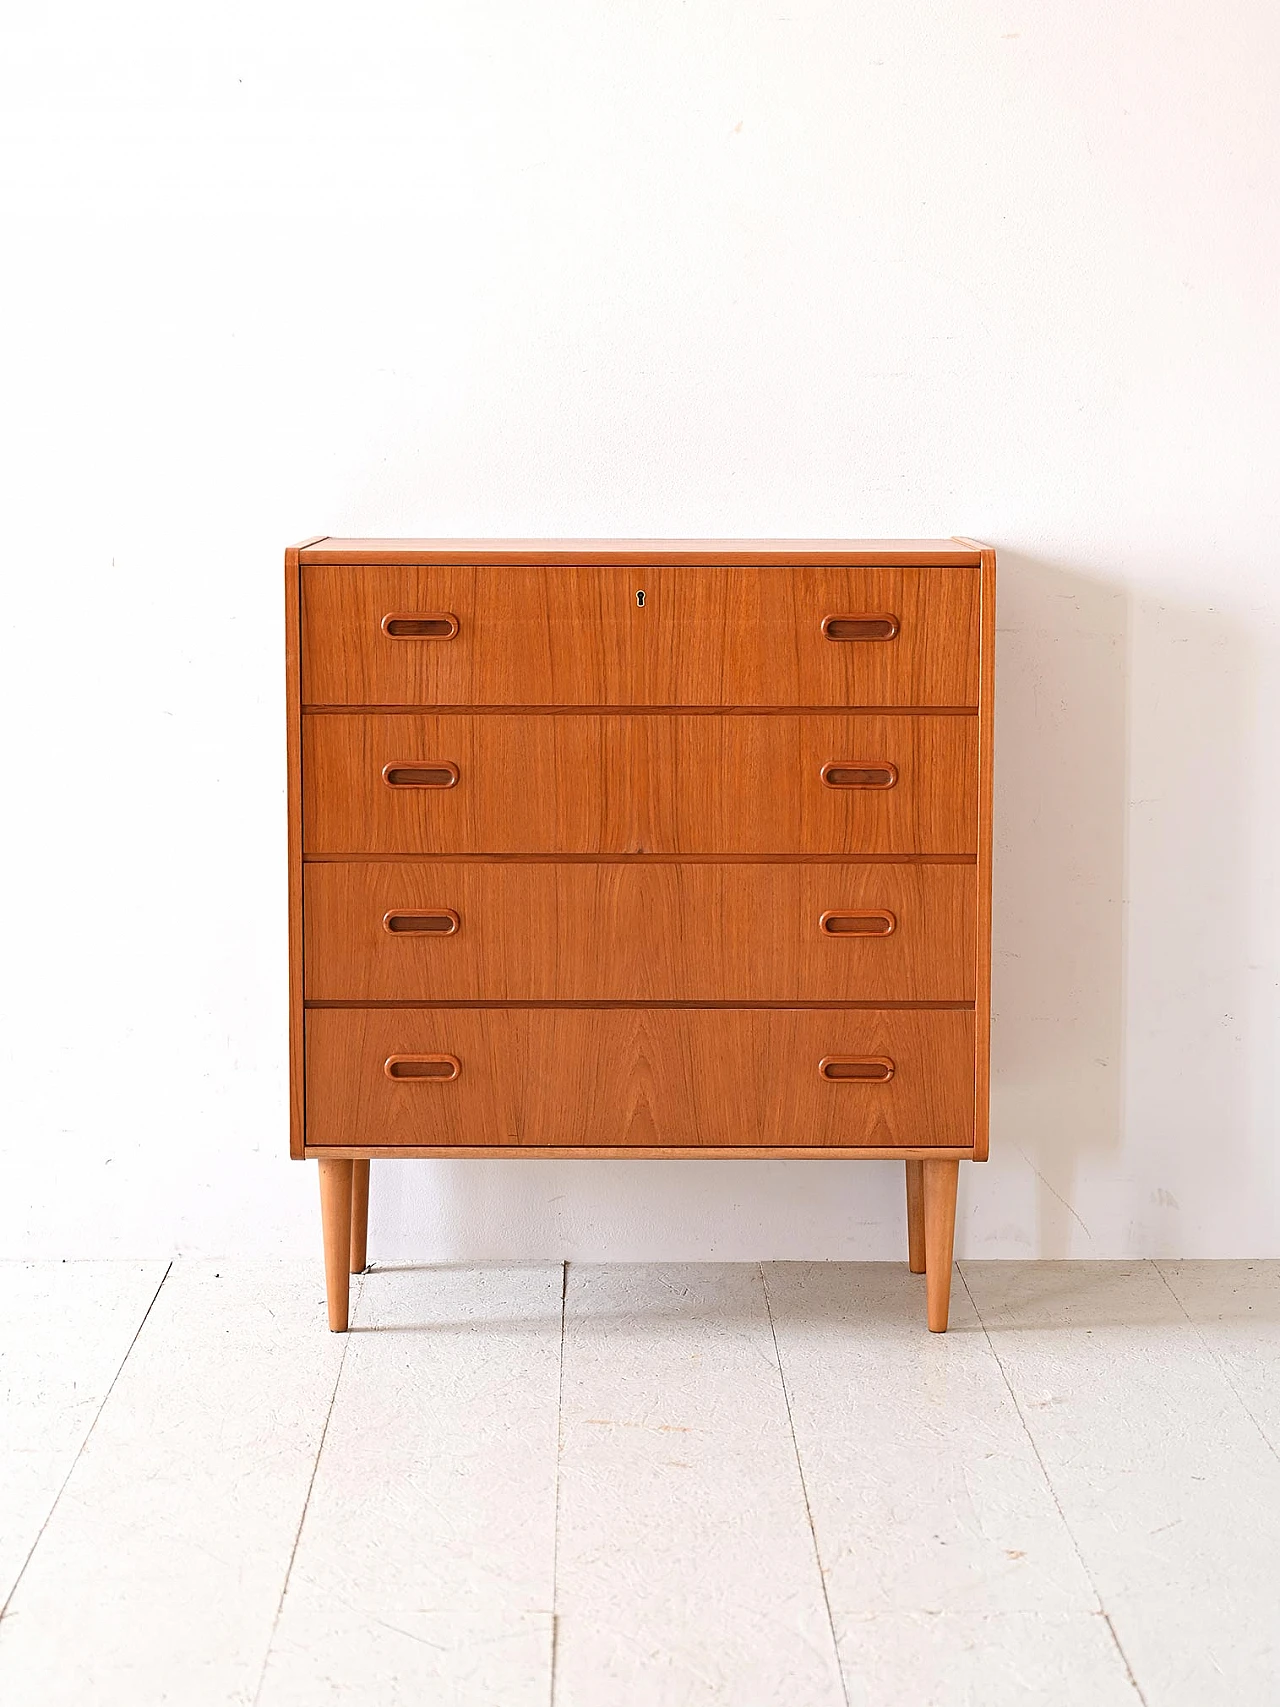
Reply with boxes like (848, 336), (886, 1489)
(381, 761), (459, 789)
(382, 909), (461, 936)
(818, 1056), (896, 1082)
(384, 1054), (461, 1081)
(819, 910), (897, 937)
(822, 614), (900, 642)
(821, 761), (898, 789)
(381, 613), (459, 639)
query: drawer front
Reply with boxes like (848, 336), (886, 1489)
(304, 1008), (976, 1149)
(301, 563), (979, 707)
(304, 861), (976, 1002)
(302, 713), (977, 855)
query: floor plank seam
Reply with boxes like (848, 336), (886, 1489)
(955, 1264), (1151, 1707)
(250, 1273), (360, 1707)
(1151, 1259), (1280, 1469)
(759, 1263), (851, 1707)
(548, 1260), (569, 1707)
(0, 1259), (173, 1630)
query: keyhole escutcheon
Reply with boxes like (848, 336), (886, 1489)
(636, 589), (646, 607)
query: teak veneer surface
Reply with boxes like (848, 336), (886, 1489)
(288, 536), (996, 1331)
(304, 1007), (976, 1150)
(301, 563), (979, 707)
(303, 860), (977, 1003)
(299, 537), (984, 566)
(285, 539), (325, 1158)
(969, 540), (996, 1163)
(302, 712), (978, 856)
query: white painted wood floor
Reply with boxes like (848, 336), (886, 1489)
(2, 1259), (1278, 1706)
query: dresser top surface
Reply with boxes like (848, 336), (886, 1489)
(295, 537), (987, 567)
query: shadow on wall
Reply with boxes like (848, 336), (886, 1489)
(1114, 575), (1261, 1253)
(984, 550), (1259, 1257)
(985, 550), (1131, 1255)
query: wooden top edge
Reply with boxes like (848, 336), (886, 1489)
(301, 1146), (977, 1160)
(951, 535), (997, 559)
(295, 537), (987, 566)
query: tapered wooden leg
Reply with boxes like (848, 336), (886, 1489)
(923, 1159), (960, 1332)
(905, 1160), (926, 1273)
(349, 1159), (370, 1275)
(317, 1158), (354, 1332)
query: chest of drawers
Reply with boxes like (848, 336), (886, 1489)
(286, 537), (995, 1333)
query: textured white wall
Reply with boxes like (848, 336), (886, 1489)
(2, 1), (1278, 1260)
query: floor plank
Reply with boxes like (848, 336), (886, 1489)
(552, 1263), (845, 1707)
(766, 1264), (1141, 1707)
(0, 1261), (167, 1607)
(257, 1262), (563, 1707)
(0, 1261), (347, 1707)
(5, 1259), (1279, 1706)
(836, 1611), (1142, 1706)
(961, 1260), (1280, 1707)
(764, 1263), (1098, 1617)
(1155, 1259), (1280, 1455)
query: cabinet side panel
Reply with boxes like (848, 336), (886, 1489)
(286, 544), (311, 1158)
(973, 546), (996, 1159)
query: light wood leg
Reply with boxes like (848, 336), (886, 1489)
(349, 1159), (370, 1275)
(905, 1160), (926, 1273)
(923, 1159), (960, 1332)
(318, 1159), (354, 1332)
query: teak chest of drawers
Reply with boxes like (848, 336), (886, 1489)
(286, 537), (996, 1333)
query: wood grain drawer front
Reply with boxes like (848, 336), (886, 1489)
(301, 563), (979, 707)
(304, 862), (976, 1002)
(304, 1007), (976, 1149)
(302, 714), (978, 856)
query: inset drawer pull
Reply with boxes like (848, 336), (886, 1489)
(822, 614), (900, 642)
(381, 613), (459, 639)
(821, 761), (898, 790)
(819, 910), (897, 937)
(818, 1056), (896, 1083)
(382, 909), (461, 936)
(381, 761), (460, 789)
(384, 1054), (461, 1081)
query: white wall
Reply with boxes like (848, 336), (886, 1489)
(3, 1), (1278, 1261)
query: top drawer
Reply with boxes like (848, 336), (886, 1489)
(301, 563), (979, 708)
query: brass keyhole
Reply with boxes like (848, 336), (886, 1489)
(636, 590), (645, 607)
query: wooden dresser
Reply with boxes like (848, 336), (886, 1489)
(286, 538), (995, 1333)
